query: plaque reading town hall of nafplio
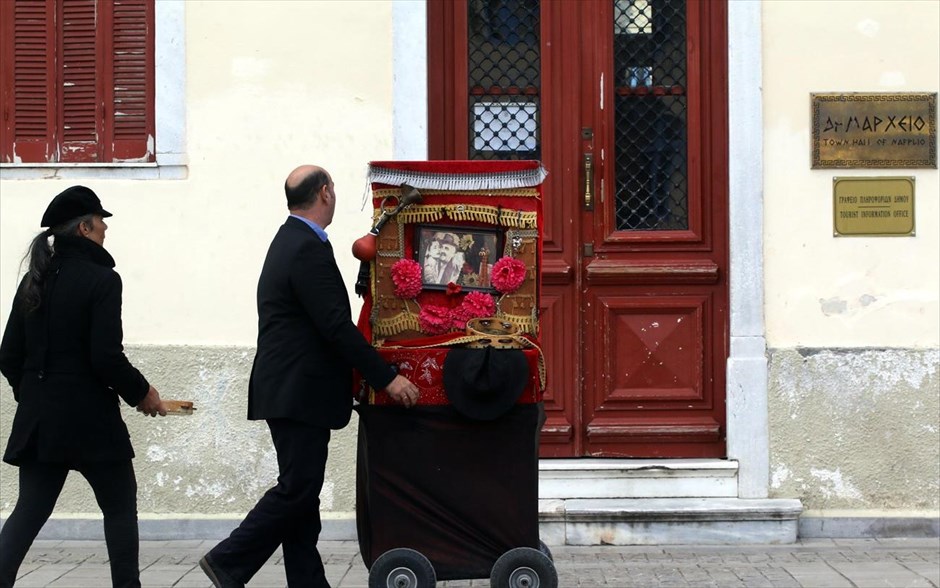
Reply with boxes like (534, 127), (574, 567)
(812, 93), (937, 169)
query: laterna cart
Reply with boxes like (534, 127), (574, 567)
(352, 161), (557, 587)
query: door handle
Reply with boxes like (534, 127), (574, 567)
(583, 152), (594, 210)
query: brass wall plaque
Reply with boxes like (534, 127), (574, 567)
(813, 93), (936, 168)
(833, 177), (915, 237)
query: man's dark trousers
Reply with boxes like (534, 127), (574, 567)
(208, 419), (330, 587)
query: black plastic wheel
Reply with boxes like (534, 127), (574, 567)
(490, 547), (558, 588)
(537, 540), (553, 562)
(368, 548), (437, 588)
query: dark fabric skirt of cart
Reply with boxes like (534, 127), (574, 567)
(355, 403), (541, 581)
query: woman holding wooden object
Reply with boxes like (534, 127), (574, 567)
(0, 186), (167, 588)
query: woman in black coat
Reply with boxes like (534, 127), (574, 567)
(0, 186), (167, 588)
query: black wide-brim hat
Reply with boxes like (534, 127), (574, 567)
(443, 347), (530, 421)
(41, 185), (112, 228)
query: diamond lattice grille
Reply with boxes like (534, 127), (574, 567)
(613, 0), (688, 231)
(468, 0), (541, 160)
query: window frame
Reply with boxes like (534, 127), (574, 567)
(0, 0), (186, 179)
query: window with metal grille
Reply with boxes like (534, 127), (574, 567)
(0, 0), (155, 164)
(613, 0), (688, 231)
(467, 0), (540, 160)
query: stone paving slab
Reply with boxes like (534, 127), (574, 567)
(10, 538), (939, 587)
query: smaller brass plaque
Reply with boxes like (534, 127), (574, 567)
(833, 177), (915, 237)
(813, 93), (937, 168)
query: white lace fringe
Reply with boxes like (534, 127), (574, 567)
(367, 163), (548, 191)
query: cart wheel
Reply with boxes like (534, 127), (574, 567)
(369, 548), (437, 588)
(490, 547), (557, 588)
(537, 540), (553, 562)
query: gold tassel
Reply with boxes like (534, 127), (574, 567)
(384, 205), (537, 228)
(373, 312), (421, 337)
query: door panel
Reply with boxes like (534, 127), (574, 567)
(584, 290), (723, 457)
(537, 287), (577, 454)
(428, 0), (728, 458)
(599, 294), (706, 403)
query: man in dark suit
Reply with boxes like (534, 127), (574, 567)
(200, 165), (419, 588)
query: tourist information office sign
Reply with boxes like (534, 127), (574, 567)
(832, 177), (915, 237)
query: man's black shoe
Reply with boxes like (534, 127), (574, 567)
(199, 554), (244, 588)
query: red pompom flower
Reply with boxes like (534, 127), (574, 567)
(451, 291), (496, 330)
(491, 257), (527, 294)
(390, 259), (423, 299)
(419, 304), (453, 336)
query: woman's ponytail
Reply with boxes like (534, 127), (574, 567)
(20, 214), (93, 313)
(21, 229), (54, 312)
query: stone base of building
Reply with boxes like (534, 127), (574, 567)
(6, 508), (938, 544)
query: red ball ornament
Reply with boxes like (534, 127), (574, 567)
(352, 233), (377, 261)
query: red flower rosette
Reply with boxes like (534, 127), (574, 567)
(418, 304), (453, 336)
(451, 291), (496, 330)
(491, 256), (527, 294)
(390, 259), (423, 299)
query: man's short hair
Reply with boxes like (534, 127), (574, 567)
(285, 169), (329, 209)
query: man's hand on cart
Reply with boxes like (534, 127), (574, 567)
(385, 375), (420, 408)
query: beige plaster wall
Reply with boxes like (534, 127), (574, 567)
(0, 0), (393, 346)
(0, 2), (390, 519)
(768, 348), (939, 510)
(0, 346), (360, 516)
(763, 0), (940, 349)
(763, 1), (940, 513)
(5, 346), (937, 516)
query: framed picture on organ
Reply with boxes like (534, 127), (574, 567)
(414, 225), (503, 292)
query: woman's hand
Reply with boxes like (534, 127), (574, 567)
(136, 385), (168, 417)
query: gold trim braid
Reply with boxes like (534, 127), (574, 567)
(372, 311), (535, 339)
(372, 204), (538, 229)
(372, 312), (421, 337)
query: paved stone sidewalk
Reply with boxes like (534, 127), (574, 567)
(11, 538), (939, 587)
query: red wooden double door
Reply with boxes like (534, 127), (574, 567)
(429, 0), (728, 458)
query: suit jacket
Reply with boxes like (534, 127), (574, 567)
(248, 217), (395, 429)
(0, 236), (149, 465)
(435, 256), (464, 285)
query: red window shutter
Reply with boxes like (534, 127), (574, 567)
(103, 0), (154, 162)
(1, 0), (56, 163)
(58, 0), (100, 162)
(1, 0), (154, 164)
